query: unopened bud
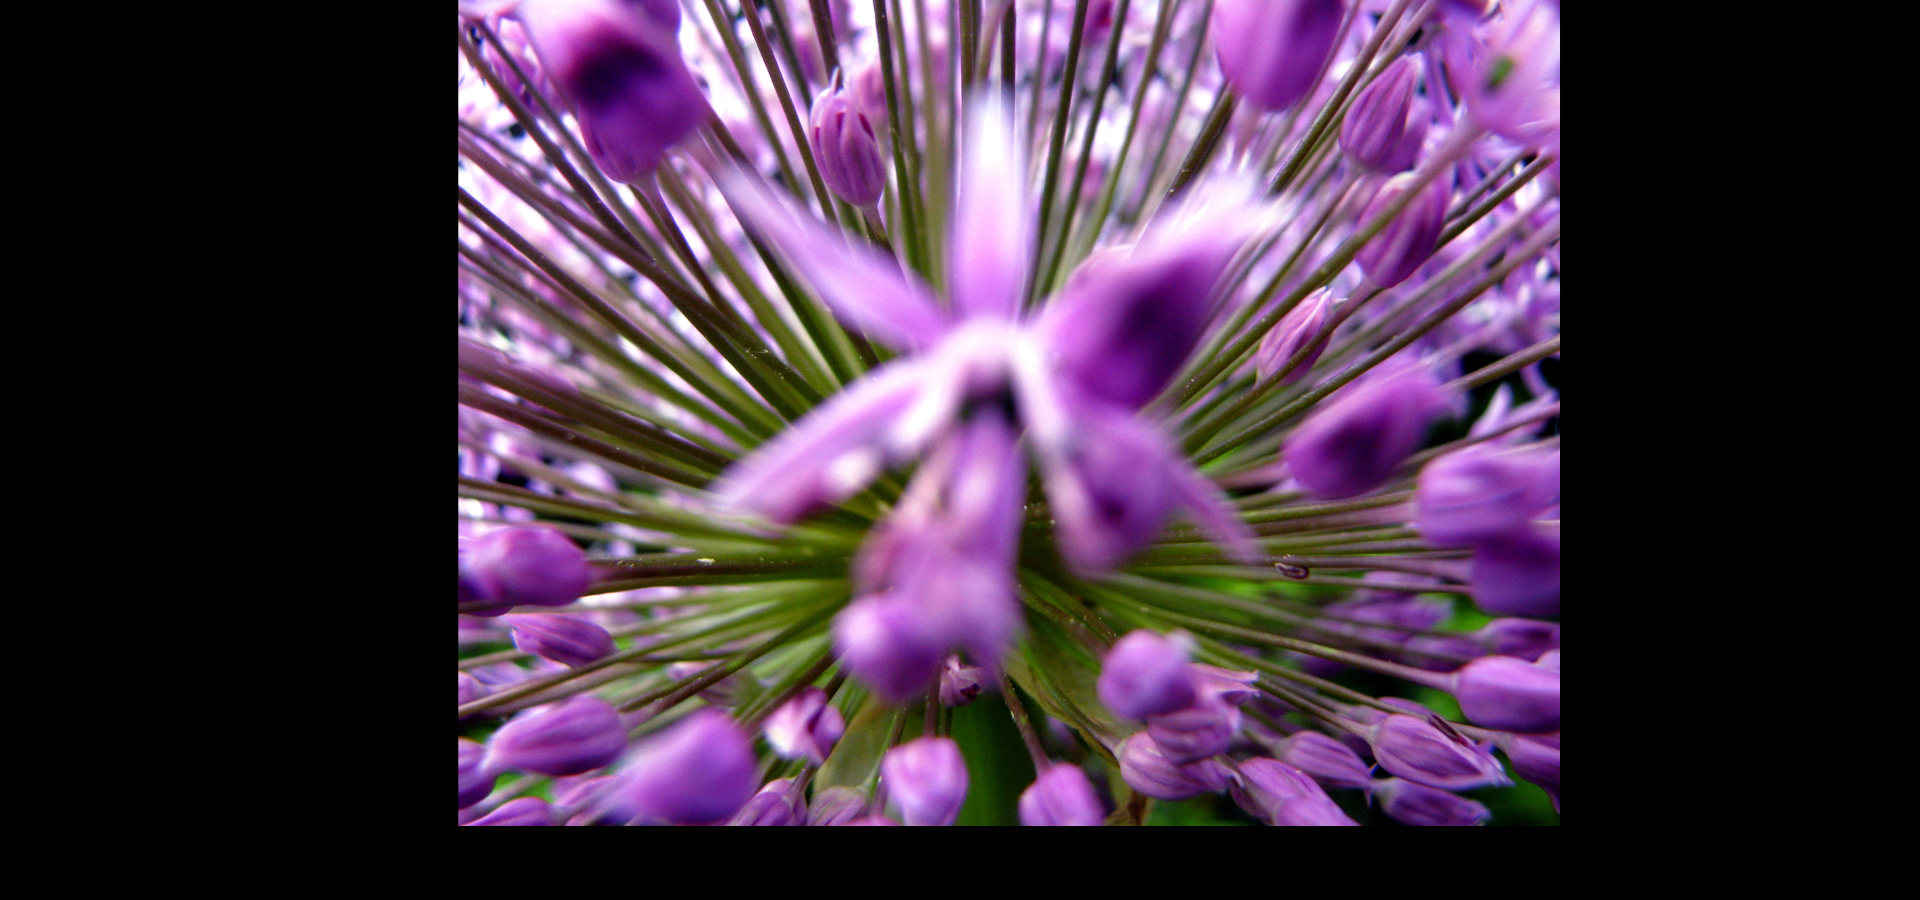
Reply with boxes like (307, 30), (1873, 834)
(1117, 731), (1233, 800)
(459, 738), (498, 810)
(1449, 655), (1560, 733)
(1416, 446), (1560, 545)
(1354, 172), (1451, 289)
(1254, 290), (1334, 386)
(1097, 630), (1197, 719)
(1365, 713), (1511, 792)
(483, 695), (628, 777)
(1339, 56), (1429, 173)
(462, 525), (592, 614)
(463, 796), (555, 826)
(1211, 0), (1345, 112)
(881, 737), (969, 826)
(1283, 365), (1452, 499)
(810, 74), (887, 206)
(1228, 758), (1359, 826)
(1374, 777), (1491, 826)
(1018, 764), (1106, 826)
(503, 613), (616, 667)
(763, 687), (846, 764)
(608, 708), (759, 825)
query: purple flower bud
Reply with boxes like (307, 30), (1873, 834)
(1211, 0), (1346, 113)
(516, 0), (708, 184)
(1374, 777), (1491, 826)
(764, 687), (846, 764)
(881, 737), (969, 826)
(1283, 366), (1452, 499)
(1415, 446), (1560, 545)
(1274, 730), (1376, 791)
(1472, 618), (1559, 661)
(608, 708), (758, 825)
(1254, 290), (1334, 386)
(807, 786), (869, 826)
(1228, 758), (1360, 826)
(727, 778), (806, 826)
(458, 671), (486, 706)
(1142, 665), (1259, 764)
(459, 738), (498, 809)
(503, 613), (616, 667)
(483, 695), (628, 777)
(1353, 172), (1451, 289)
(939, 655), (985, 707)
(1535, 649), (1560, 673)
(809, 76), (887, 206)
(833, 594), (948, 703)
(462, 525), (592, 614)
(1098, 630), (1197, 720)
(1497, 732), (1560, 812)
(1449, 655), (1560, 733)
(1117, 731), (1234, 800)
(1366, 713), (1511, 792)
(1339, 56), (1429, 173)
(463, 796), (555, 826)
(1471, 521), (1560, 616)
(1019, 764), (1106, 826)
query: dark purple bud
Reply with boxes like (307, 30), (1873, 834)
(727, 778), (806, 826)
(1098, 630), (1197, 720)
(1254, 290), (1334, 386)
(939, 655), (985, 707)
(1019, 764), (1106, 826)
(881, 737), (968, 826)
(1449, 655), (1559, 733)
(1211, 0), (1346, 113)
(609, 708), (759, 825)
(807, 786), (869, 826)
(1283, 365), (1452, 499)
(1497, 732), (1560, 812)
(1117, 731), (1234, 800)
(1354, 172), (1451, 289)
(833, 594), (947, 703)
(462, 525), (592, 614)
(485, 696), (628, 778)
(503, 613), (616, 667)
(1340, 56), (1429, 173)
(517, 0), (708, 184)
(763, 687), (846, 764)
(459, 738), (498, 810)
(463, 796), (555, 826)
(1375, 777), (1491, 826)
(1472, 618), (1559, 661)
(1274, 730), (1376, 790)
(1415, 446), (1560, 545)
(809, 76), (887, 206)
(1366, 713), (1511, 792)
(1470, 521), (1560, 616)
(1228, 758), (1360, 826)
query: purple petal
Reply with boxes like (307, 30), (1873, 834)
(948, 98), (1032, 322)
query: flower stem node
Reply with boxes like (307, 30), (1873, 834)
(483, 695), (628, 777)
(881, 737), (969, 826)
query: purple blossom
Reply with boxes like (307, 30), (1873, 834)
(881, 737), (968, 826)
(1018, 764), (1106, 826)
(763, 687), (846, 764)
(606, 709), (758, 825)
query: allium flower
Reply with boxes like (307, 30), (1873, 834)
(459, 0), (1560, 825)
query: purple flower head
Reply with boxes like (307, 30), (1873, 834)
(1340, 56), (1429, 173)
(1471, 520), (1560, 616)
(1274, 730), (1376, 791)
(727, 777), (806, 826)
(763, 687), (846, 764)
(1117, 730), (1234, 801)
(1448, 655), (1560, 733)
(1374, 777), (1491, 826)
(1354, 172), (1452, 289)
(463, 796), (555, 826)
(809, 73), (887, 207)
(1366, 713), (1511, 792)
(1228, 758), (1359, 826)
(1098, 630), (1198, 720)
(514, 0), (707, 184)
(461, 525), (591, 614)
(459, 738), (498, 810)
(882, 737), (968, 826)
(607, 708), (758, 825)
(1019, 764), (1106, 826)
(503, 613), (616, 667)
(1283, 363), (1453, 499)
(1416, 445), (1559, 545)
(1254, 290), (1335, 386)
(1211, 0), (1346, 113)
(483, 695), (628, 777)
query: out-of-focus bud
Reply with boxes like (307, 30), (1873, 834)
(503, 613), (617, 667)
(1415, 446), (1560, 545)
(1448, 655), (1559, 733)
(1283, 365), (1452, 499)
(1340, 56), (1429, 173)
(1144, 666), (1258, 764)
(1353, 172), (1451, 289)
(459, 671), (486, 706)
(1497, 732), (1560, 812)
(1274, 730), (1375, 790)
(1365, 713), (1511, 792)
(939, 655), (985, 707)
(1018, 764), (1106, 826)
(463, 796), (555, 826)
(1097, 630), (1197, 719)
(1117, 731), (1234, 800)
(1473, 618), (1559, 661)
(608, 708), (758, 825)
(1211, 0), (1346, 113)
(1228, 758), (1360, 826)
(1535, 649), (1560, 672)
(516, 0), (709, 184)
(807, 786), (869, 826)
(727, 777), (806, 826)
(664, 661), (761, 708)
(1460, 0), (1560, 148)
(763, 687), (846, 764)
(483, 695), (628, 777)
(1374, 777), (1491, 825)
(462, 525), (592, 614)
(1254, 290), (1334, 385)
(881, 737), (969, 826)
(1470, 521), (1560, 616)
(833, 594), (947, 703)
(809, 73), (887, 206)
(459, 738), (498, 809)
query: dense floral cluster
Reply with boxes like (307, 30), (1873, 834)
(459, 0), (1560, 825)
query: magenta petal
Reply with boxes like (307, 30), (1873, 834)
(947, 99), (1031, 322)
